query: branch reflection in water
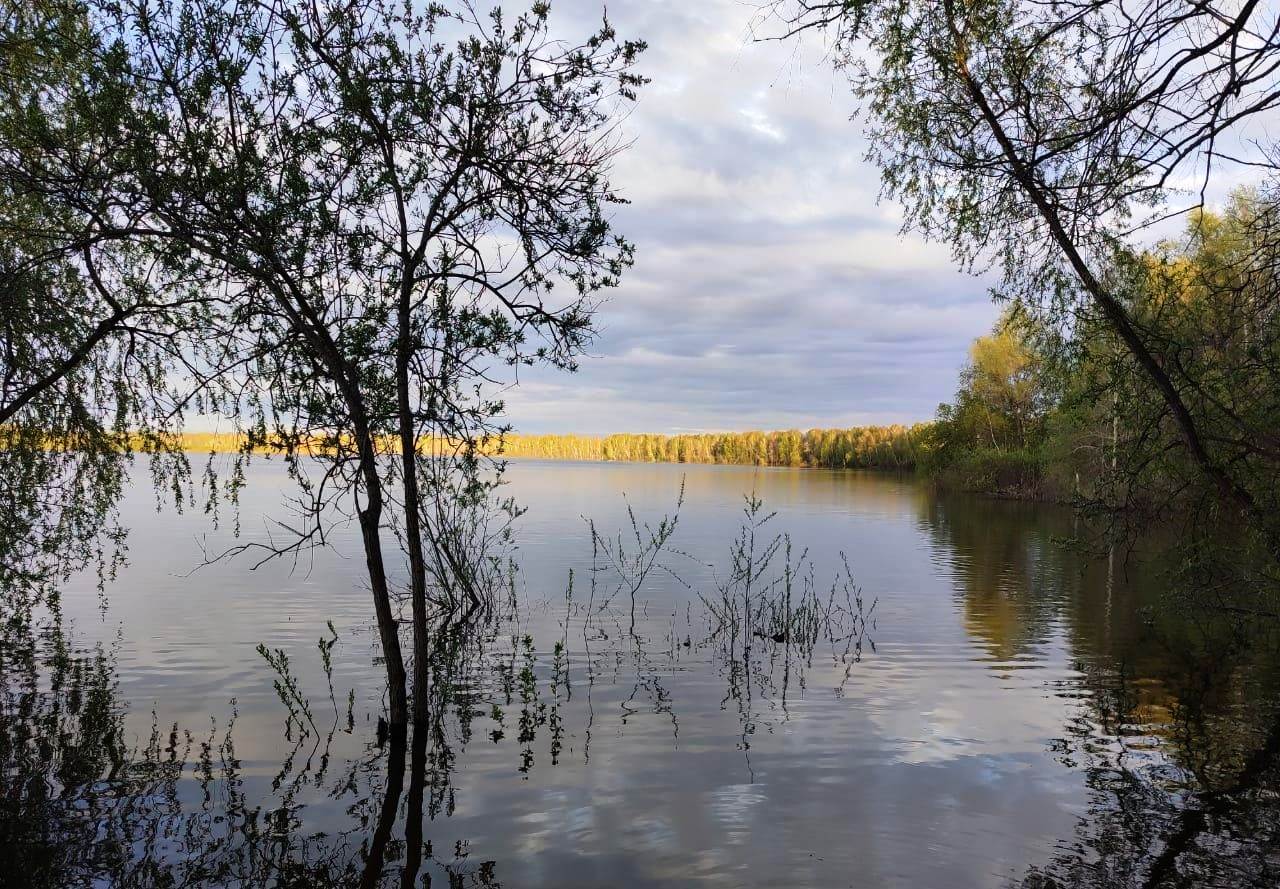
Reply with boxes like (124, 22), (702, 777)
(1, 490), (875, 888)
(922, 492), (1280, 888)
(1019, 619), (1280, 889)
(9, 477), (1280, 887)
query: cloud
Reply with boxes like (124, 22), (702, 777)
(499, 0), (998, 434)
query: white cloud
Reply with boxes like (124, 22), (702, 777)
(497, 0), (998, 434)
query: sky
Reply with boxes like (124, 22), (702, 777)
(499, 0), (998, 435)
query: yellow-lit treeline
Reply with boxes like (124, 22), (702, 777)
(497, 426), (928, 469)
(170, 426), (929, 469)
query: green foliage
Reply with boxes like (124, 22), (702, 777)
(918, 310), (1060, 497)
(0, 0), (202, 615)
(924, 189), (1280, 527)
(1, 0), (648, 723)
(930, 314), (1046, 451)
(928, 446), (1046, 497)
(779, 0), (1280, 551)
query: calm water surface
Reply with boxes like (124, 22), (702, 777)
(9, 460), (1280, 887)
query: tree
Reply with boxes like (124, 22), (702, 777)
(925, 311), (1055, 494)
(1075, 190), (1280, 534)
(0, 0), (222, 614)
(773, 0), (1280, 539)
(262, 1), (644, 723)
(1, 0), (644, 729)
(958, 319), (1044, 453)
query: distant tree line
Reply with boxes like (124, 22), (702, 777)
(498, 426), (926, 469)
(171, 426), (927, 469)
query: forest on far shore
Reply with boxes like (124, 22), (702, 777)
(174, 425), (928, 470)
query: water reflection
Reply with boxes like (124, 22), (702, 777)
(1022, 633), (1280, 888)
(0, 608), (512, 887)
(2, 494), (872, 887)
(6, 464), (1280, 887)
(920, 492), (1280, 887)
(920, 494), (1072, 663)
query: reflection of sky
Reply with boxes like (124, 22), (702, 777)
(59, 460), (1149, 887)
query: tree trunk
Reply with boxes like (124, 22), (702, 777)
(357, 489), (409, 729)
(396, 298), (431, 727)
(401, 718), (430, 889)
(332, 349), (408, 730)
(267, 283), (411, 730)
(947, 19), (1258, 521)
(358, 729), (406, 889)
(353, 421), (409, 728)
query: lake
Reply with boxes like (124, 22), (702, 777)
(7, 459), (1280, 888)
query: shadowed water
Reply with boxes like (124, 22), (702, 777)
(4, 460), (1279, 887)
